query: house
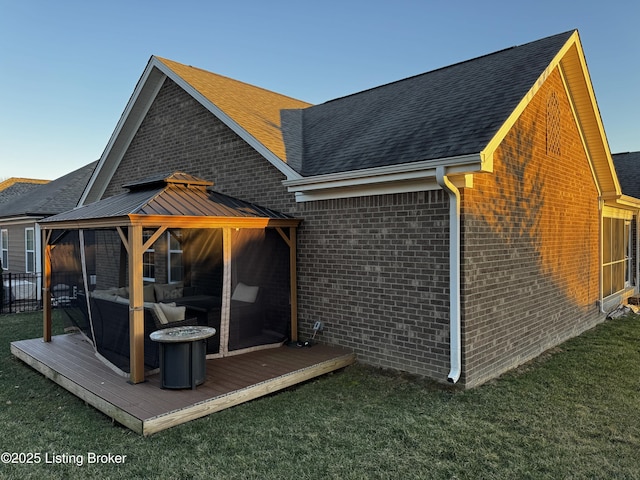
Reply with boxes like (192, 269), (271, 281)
(28, 30), (640, 391)
(0, 177), (49, 205)
(0, 163), (97, 275)
(1, 178), (48, 271)
(0, 165), (96, 312)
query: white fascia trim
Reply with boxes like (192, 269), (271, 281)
(0, 216), (43, 226)
(283, 153), (481, 202)
(156, 59), (302, 181)
(601, 194), (640, 211)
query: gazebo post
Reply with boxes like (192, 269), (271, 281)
(128, 225), (145, 384)
(289, 227), (298, 342)
(42, 230), (52, 342)
(276, 226), (299, 342)
(219, 227), (232, 356)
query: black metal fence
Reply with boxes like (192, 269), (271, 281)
(1, 272), (43, 314)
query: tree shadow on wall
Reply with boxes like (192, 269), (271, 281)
(471, 116), (598, 307)
(482, 120), (544, 250)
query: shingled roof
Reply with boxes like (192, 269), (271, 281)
(156, 57), (312, 162)
(84, 29), (628, 205)
(0, 178), (49, 204)
(0, 162), (97, 218)
(289, 30), (574, 176)
(612, 152), (640, 199)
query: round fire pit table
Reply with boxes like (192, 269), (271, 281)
(150, 326), (216, 389)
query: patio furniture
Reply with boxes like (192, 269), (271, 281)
(150, 326), (216, 389)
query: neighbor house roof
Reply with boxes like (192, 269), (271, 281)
(612, 152), (640, 199)
(0, 162), (97, 219)
(0, 178), (49, 204)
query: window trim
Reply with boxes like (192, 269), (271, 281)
(142, 229), (155, 282)
(167, 230), (183, 284)
(1, 229), (7, 270)
(602, 215), (633, 298)
(25, 227), (35, 273)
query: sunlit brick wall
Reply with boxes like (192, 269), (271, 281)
(460, 68), (603, 387)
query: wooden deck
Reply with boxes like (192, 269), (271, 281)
(10, 334), (355, 435)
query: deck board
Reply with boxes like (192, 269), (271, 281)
(10, 333), (355, 435)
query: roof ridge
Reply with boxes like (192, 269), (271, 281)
(0, 177), (50, 191)
(320, 30), (577, 105)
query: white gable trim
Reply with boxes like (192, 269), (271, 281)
(158, 59), (302, 181)
(81, 57), (301, 205)
(80, 61), (166, 205)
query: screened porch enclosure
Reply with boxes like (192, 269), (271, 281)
(39, 173), (301, 383)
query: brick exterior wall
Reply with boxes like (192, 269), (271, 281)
(99, 70), (612, 387)
(297, 192), (452, 378)
(460, 68), (603, 387)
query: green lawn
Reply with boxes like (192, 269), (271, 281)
(1, 311), (639, 479)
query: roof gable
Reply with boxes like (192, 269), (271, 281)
(156, 58), (311, 162)
(81, 57), (311, 205)
(285, 30), (638, 204)
(293, 31), (574, 177)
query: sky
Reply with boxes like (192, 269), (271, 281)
(0, 0), (638, 181)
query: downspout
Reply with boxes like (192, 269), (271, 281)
(436, 166), (461, 383)
(598, 198), (605, 313)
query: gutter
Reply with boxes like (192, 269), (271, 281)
(436, 166), (462, 384)
(283, 154), (482, 202)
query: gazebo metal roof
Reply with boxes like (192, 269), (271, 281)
(39, 172), (300, 229)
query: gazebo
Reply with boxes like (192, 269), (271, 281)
(38, 172), (301, 384)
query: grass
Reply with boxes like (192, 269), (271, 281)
(0, 312), (639, 479)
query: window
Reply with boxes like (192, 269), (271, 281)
(25, 228), (35, 273)
(602, 217), (632, 297)
(1, 229), (7, 270)
(168, 230), (183, 283)
(142, 229), (155, 282)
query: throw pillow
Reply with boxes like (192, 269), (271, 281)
(152, 303), (168, 325)
(158, 302), (186, 323)
(231, 282), (259, 303)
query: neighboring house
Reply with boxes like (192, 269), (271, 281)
(0, 178), (49, 205)
(49, 30), (640, 387)
(0, 163), (97, 274)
